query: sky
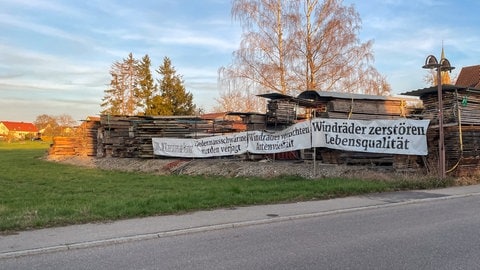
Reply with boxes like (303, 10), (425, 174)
(1, 0), (479, 123)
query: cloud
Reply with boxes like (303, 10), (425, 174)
(0, 44), (107, 88)
(1, 0), (81, 15)
(2, 0), (477, 122)
(0, 13), (93, 48)
(0, 97), (101, 122)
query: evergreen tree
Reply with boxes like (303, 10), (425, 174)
(156, 57), (195, 115)
(102, 54), (195, 116)
(136, 54), (158, 115)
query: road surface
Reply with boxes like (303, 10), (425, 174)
(2, 193), (479, 269)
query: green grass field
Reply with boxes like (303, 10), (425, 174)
(0, 141), (448, 233)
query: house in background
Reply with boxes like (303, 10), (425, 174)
(0, 121), (39, 140)
(456, 65), (480, 88)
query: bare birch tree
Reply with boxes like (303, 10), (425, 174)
(101, 53), (140, 115)
(218, 0), (391, 111)
(221, 0), (295, 94)
(215, 69), (266, 112)
(424, 69), (455, 86)
(292, 0), (383, 93)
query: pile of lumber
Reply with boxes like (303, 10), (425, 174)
(241, 114), (266, 131)
(422, 90), (480, 126)
(48, 115), (245, 159)
(457, 92), (480, 124)
(323, 98), (422, 120)
(75, 119), (100, 156)
(266, 100), (297, 124)
(319, 148), (423, 172)
(48, 137), (77, 156)
(320, 149), (394, 167)
(48, 118), (100, 157)
(97, 115), (243, 158)
(420, 89), (480, 176)
(425, 125), (480, 176)
(421, 92), (457, 125)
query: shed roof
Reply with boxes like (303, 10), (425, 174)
(401, 84), (460, 97)
(296, 90), (419, 102)
(401, 84), (480, 97)
(257, 92), (320, 107)
(297, 90), (396, 101)
(0, 121), (38, 132)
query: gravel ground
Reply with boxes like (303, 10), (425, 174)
(47, 155), (404, 180)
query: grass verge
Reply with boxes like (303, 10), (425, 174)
(0, 141), (452, 233)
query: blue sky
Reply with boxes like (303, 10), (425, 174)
(1, 0), (479, 122)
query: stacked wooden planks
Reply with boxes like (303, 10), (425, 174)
(266, 100), (297, 124)
(48, 137), (77, 156)
(48, 114), (246, 159)
(422, 89), (480, 126)
(242, 114), (266, 131)
(420, 88), (480, 176)
(427, 125), (480, 176)
(76, 118), (100, 156)
(454, 90), (480, 125)
(97, 115), (244, 158)
(320, 149), (394, 166)
(48, 118), (101, 157)
(324, 98), (422, 120)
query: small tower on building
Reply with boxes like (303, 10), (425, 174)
(440, 45), (452, 85)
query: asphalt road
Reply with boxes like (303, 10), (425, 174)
(2, 194), (480, 270)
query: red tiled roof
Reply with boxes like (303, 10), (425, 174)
(455, 65), (480, 89)
(0, 121), (38, 132)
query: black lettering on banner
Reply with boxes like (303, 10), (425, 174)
(324, 134), (411, 151)
(367, 122), (426, 136)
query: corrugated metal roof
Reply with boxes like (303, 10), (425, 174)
(257, 92), (320, 107)
(296, 90), (418, 101)
(297, 90), (391, 100)
(401, 84), (478, 97)
(256, 93), (294, 100)
(258, 90), (420, 108)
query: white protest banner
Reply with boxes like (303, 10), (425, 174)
(247, 121), (311, 154)
(152, 132), (248, 158)
(194, 132), (248, 157)
(311, 118), (430, 155)
(152, 137), (197, 157)
(153, 119), (430, 157)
